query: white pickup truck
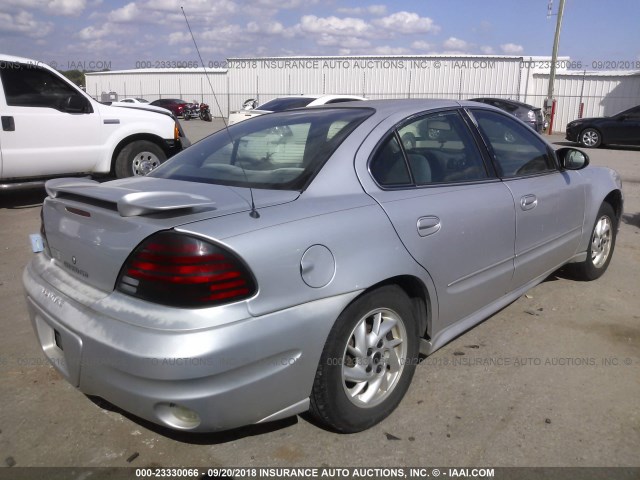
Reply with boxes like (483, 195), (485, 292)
(0, 54), (190, 190)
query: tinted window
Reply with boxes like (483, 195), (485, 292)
(325, 98), (363, 104)
(470, 109), (554, 177)
(397, 110), (488, 184)
(150, 108), (373, 190)
(370, 134), (411, 186)
(0, 62), (82, 110)
(257, 97), (316, 111)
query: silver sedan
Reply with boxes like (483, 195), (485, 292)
(23, 100), (622, 433)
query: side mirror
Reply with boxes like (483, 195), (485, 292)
(64, 94), (88, 113)
(242, 98), (258, 111)
(617, 114), (628, 121)
(557, 147), (589, 170)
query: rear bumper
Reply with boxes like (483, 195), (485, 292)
(23, 254), (358, 432)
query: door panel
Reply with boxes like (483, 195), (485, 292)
(364, 109), (516, 329)
(470, 108), (586, 287)
(0, 62), (103, 179)
(371, 182), (515, 326)
(503, 172), (585, 287)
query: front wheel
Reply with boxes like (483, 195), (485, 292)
(114, 140), (166, 178)
(309, 286), (419, 432)
(567, 202), (617, 280)
(579, 128), (601, 148)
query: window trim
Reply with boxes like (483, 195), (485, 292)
(466, 107), (559, 179)
(367, 107), (499, 191)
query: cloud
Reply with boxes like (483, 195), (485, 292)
(107, 2), (140, 22)
(77, 22), (122, 40)
(500, 43), (524, 54)
(1, 0), (86, 16)
(297, 15), (372, 37)
(443, 37), (470, 51)
(336, 5), (387, 16)
(480, 45), (495, 54)
(373, 11), (439, 34)
(254, 0), (318, 8)
(412, 40), (433, 51)
(47, 0), (86, 15)
(370, 45), (410, 55)
(0, 10), (53, 37)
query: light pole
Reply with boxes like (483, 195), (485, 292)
(546, 0), (566, 133)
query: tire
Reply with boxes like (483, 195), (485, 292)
(579, 128), (602, 148)
(204, 111), (212, 122)
(309, 286), (419, 433)
(568, 202), (617, 280)
(115, 140), (167, 178)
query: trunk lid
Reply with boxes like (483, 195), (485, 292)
(42, 177), (298, 293)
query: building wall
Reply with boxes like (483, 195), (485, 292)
(85, 57), (640, 133)
(529, 72), (640, 130)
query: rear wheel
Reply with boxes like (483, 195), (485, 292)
(309, 286), (419, 432)
(568, 202), (617, 280)
(115, 140), (166, 178)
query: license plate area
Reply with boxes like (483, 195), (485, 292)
(27, 298), (83, 386)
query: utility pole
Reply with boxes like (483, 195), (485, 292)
(546, 0), (566, 132)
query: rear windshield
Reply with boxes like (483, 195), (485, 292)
(257, 97), (316, 111)
(150, 108), (373, 190)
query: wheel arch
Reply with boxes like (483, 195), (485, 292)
(355, 275), (432, 341)
(110, 134), (169, 174)
(603, 189), (623, 224)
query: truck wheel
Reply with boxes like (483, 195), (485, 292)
(115, 140), (166, 178)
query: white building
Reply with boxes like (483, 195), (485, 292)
(85, 55), (640, 133)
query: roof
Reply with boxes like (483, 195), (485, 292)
(85, 68), (227, 75)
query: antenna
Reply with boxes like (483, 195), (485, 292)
(181, 6), (260, 219)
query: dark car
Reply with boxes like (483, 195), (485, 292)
(149, 98), (189, 117)
(566, 105), (640, 148)
(470, 98), (546, 133)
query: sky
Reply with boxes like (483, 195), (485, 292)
(0, 0), (639, 71)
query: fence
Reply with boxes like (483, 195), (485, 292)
(85, 57), (640, 133)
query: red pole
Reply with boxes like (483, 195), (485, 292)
(578, 102), (584, 119)
(548, 99), (557, 134)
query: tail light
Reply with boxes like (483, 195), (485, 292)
(116, 232), (256, 308)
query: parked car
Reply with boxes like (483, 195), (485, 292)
(469, 97), (547, 133)
(24, 99), (622, 434)
(0, 54), (189, 189)
(118, 97), (150, 104)
(149, 98), (190, 117)
(565, 105), (640, 148)
(228, 94), (367, 125)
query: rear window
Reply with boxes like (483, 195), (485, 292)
(257, 97), (316, 111)
(150, 108), (373, 190)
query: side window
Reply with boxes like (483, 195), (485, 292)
(470, 109), (555, 177)
(0, 63), (80, 110)
(397, 110), (489, 184)
(370, 134), (411, 186)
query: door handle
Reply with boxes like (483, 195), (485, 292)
(1, 116), (15, 131)
(520, 194), (538, 211)
(417, 216), (441, 237)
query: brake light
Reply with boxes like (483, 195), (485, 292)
(116, 232), (256, 308)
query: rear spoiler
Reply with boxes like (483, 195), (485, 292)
(45, 178), (215, 217)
